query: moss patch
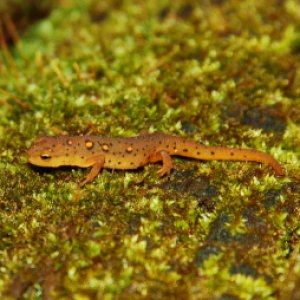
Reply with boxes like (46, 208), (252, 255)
(0, 0), (299, 299)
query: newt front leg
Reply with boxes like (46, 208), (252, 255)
(80, 155), (105, 186)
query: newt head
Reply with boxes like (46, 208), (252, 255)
(27, 136), (67, 167)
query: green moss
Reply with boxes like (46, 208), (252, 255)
(0, 0), (300, 299)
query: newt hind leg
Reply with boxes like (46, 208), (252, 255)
(157, 150), (173, 177)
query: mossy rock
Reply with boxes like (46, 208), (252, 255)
(0, 0), (299, 299)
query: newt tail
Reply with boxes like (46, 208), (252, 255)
(171, 140), (284, 176)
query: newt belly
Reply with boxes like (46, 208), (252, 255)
(27, 133), (284, 185)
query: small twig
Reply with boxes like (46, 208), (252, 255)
(0, 88), (28, 109)
(3, 15), (22, 47)
(50, 60), (70, 87)
(0, 20), (17, 70)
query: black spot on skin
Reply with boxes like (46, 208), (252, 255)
(159, 141), (162, 144)
(81, 156), (84, 159)
(108, 159), (111, 163)
(118, 161), (121, 165)
(92, 151), (95, 154)
(66, 153), (69, 157)
(130, 162), (134, 165)
(211, 151), (215, 155)
(166, 145), (169, 148)
(183, 149), (188, 152)
(197, 152), (200, 155)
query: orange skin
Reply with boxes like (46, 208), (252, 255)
(27, 133), (284, 185)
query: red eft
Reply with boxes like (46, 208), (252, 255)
(27, 133), (284, 185)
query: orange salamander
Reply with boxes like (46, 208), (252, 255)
(27, 133), (284, 185)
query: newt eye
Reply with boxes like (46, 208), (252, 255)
(40, 154), (52, 160)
